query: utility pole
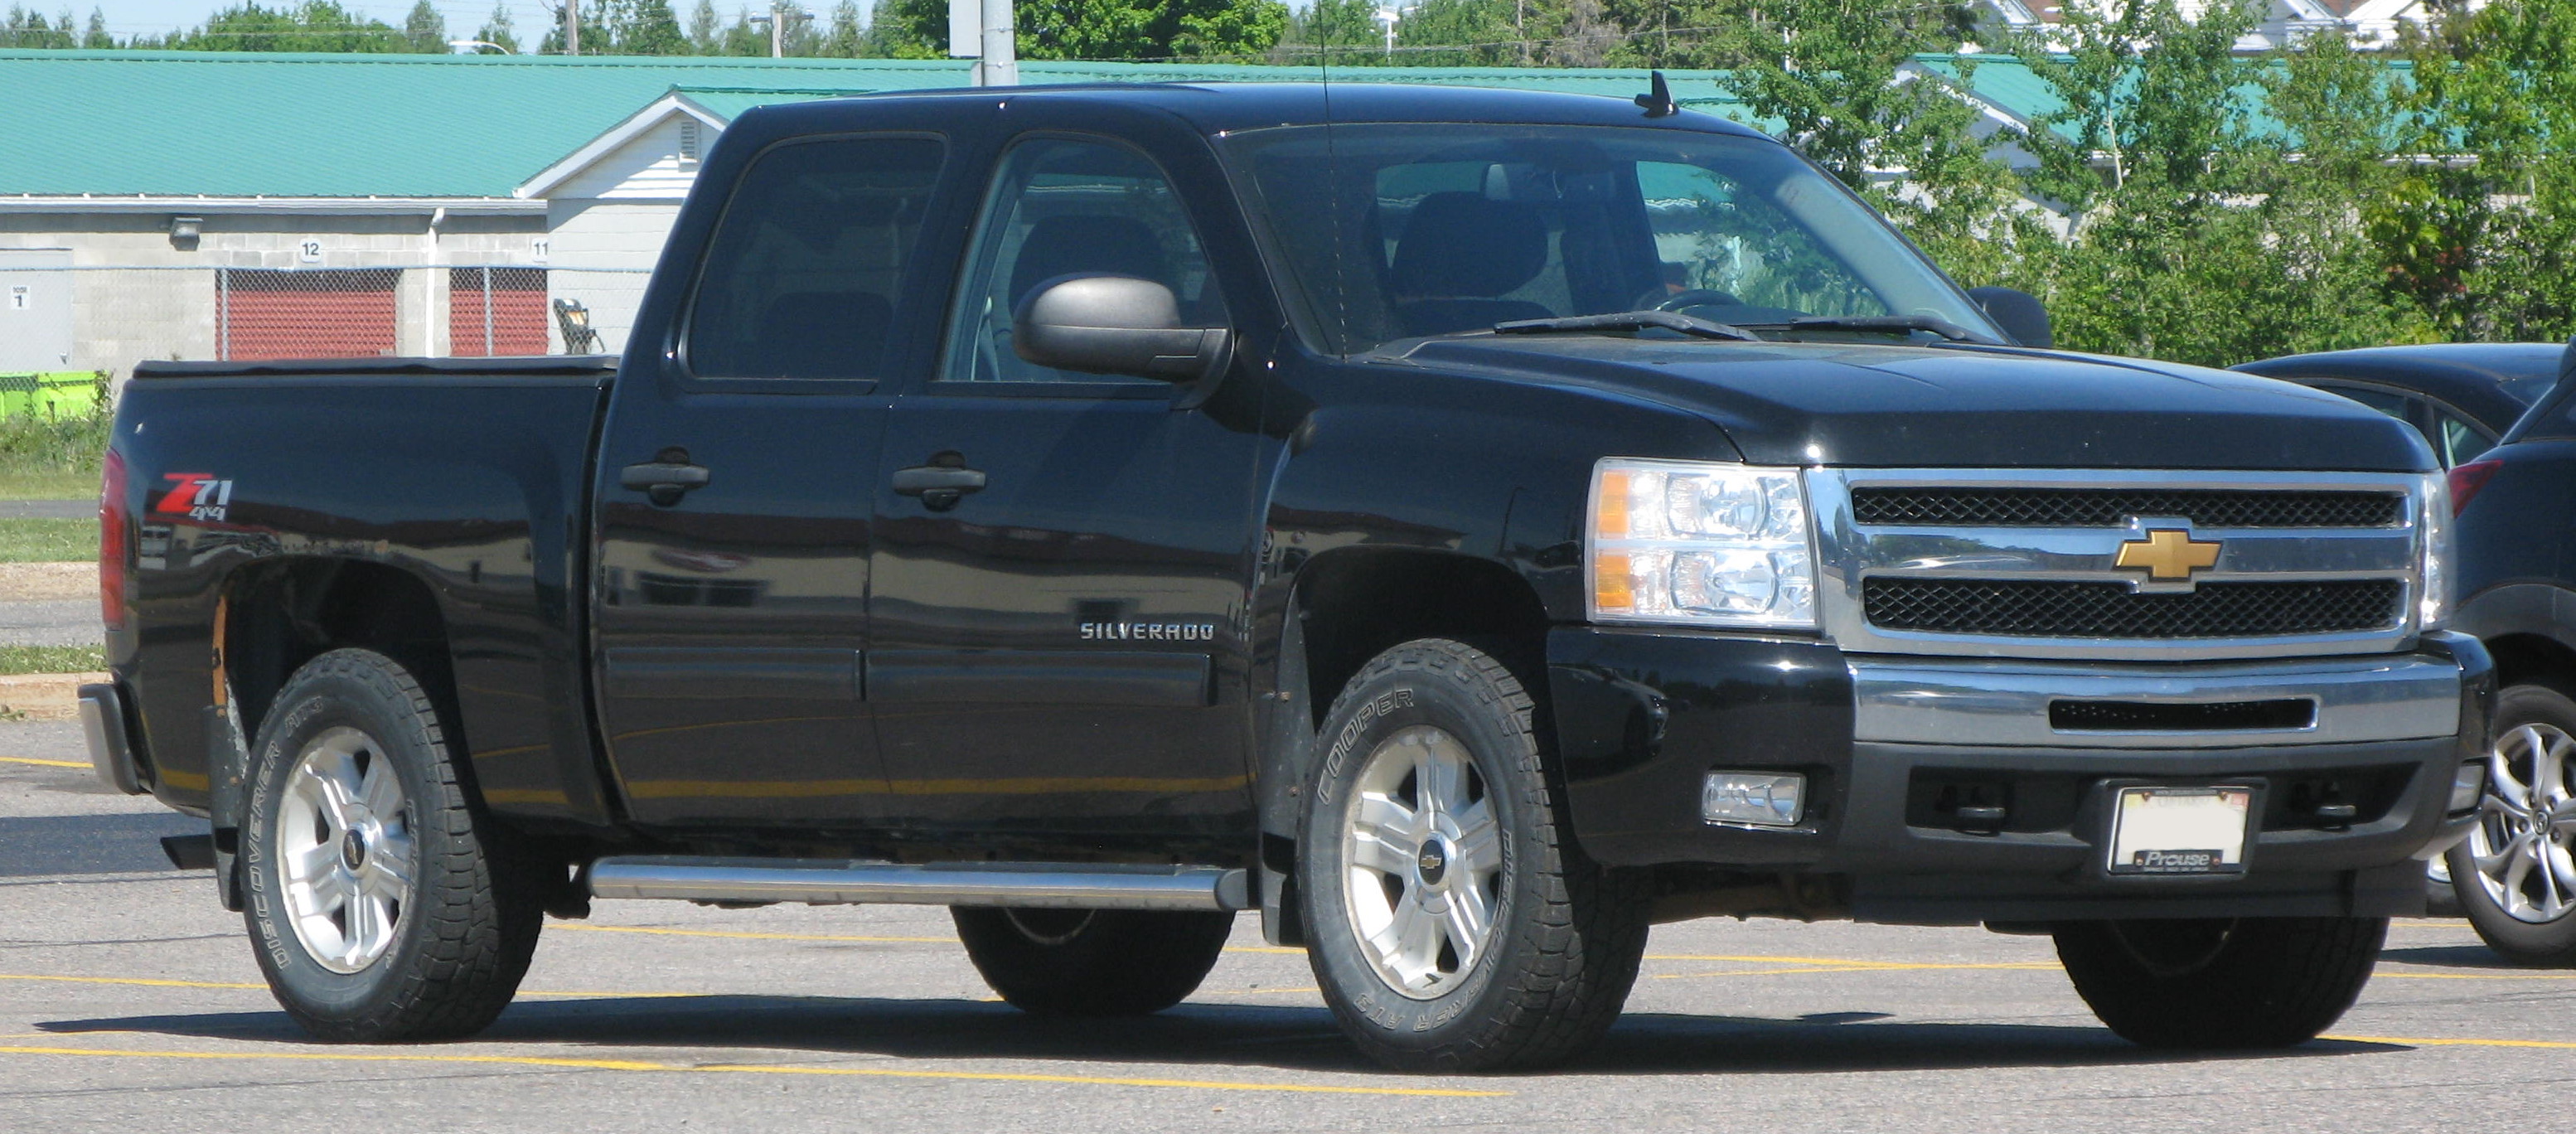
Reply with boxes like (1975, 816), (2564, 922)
(562, 0), (579, 54)
(948, 0), (1014, 86)
(748, 2), (807, 58)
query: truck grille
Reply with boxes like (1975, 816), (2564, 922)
(1862, 578), (2404, 639)
(1848, 487), (2402, 529)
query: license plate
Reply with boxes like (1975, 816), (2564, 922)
(2106, 787), (2253, 875)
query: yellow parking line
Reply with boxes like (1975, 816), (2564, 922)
(0, 756), (87, 769)
(553, 924), (956, 945)
(0, 1044), (1506, 1097)
(1652, 961), (2060, 981)
(2324, 1034), (2576, 1050)
(1, 974), (264, 991)
(2373, 971), (2576, 981)
(554, 923), (1305, 955)
(1196, 986), (1322, 997)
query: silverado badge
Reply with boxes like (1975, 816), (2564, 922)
(2115, 528), (2222, 583)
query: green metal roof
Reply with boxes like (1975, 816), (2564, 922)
(0, 50), (1764, 199)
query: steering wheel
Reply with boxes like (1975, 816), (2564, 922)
(1651, 288), (1743, 313)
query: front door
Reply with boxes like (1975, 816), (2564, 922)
(590, 133), (949, 828)
(867, 132), (1266, 844)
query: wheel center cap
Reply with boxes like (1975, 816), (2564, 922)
(1416, 840), (1449, 887)
(341, 830), (367, 870)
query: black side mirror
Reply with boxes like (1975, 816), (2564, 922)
(1012, 274), (1232, 383)
(1968, 285), (2052, 349)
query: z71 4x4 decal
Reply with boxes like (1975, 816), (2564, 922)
(154, 472), (234, 522)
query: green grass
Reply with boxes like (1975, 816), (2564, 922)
(0, 645), (104, 675)
(0, 518), (96, 563)
(0, 403), (108, 503)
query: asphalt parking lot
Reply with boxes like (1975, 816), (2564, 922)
(5, 720), (2572, 1133)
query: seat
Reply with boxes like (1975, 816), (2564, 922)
(755, 291), (893, 379)
(1387, 191), (1554, 337)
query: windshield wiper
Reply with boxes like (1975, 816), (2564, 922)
(1733, 315), (1983, 343)
(1493, 309), (1761, 342)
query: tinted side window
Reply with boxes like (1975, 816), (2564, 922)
(942, 137), (1225, 385)
(688, 137), (944, 380)
(2440, 412), (2496, 466)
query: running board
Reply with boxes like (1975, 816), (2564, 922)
(586, 856), (1252, 912)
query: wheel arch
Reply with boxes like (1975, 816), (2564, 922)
(220, 557), (464, 773)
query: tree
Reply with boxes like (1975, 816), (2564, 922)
(477, 1), (521, 51)
(821, 0), (866, 55)
(81, 5), (107, 46)
(404, 0), (448, 51)
(2383, 0), (2576, 340)
(1, 6), (79, 46)
(688, 0), (719, 50)
(874, 0), (1285, 61)
(173, 2), (409, 51)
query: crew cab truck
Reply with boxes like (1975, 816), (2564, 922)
(90, 82), (2490, 1072)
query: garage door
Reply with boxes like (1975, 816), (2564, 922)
(449, 268), (550, 356)
(217, 269), (398, 361)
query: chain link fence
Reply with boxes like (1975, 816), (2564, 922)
(0, 264), (655, 385)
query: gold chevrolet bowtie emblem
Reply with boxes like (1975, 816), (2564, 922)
(2116, 528), (2222, 580)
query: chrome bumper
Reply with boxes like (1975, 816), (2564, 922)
(1851, 652), (2460, 749)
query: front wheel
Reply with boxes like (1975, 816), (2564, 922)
(1298, 638), (1648, 1073)
(2445, 683), (2576, 966)
(240, 648), (544, 1041)
(2054, 917), (2385, 1048)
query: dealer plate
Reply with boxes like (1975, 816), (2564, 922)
(2106, 786), (2253, 876)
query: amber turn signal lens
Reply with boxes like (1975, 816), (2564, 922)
(1593, 551), (1633, 613)
(1595, 470), (1631, 539)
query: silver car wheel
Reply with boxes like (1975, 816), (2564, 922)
(277, 725), (418, 973)
(1339, 724), (1506, 1000)
(2467, 722), (2576, 925)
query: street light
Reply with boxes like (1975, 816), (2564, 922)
(448, 39), (509, 53)
(1373, 5), (1413, 57)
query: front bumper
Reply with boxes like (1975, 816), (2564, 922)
(1547, 627), (2491, 923)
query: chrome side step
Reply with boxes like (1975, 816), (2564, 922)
(587, 856), (1252, 912)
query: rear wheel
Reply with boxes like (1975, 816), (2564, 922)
(2053, 917), (2384, 1048)
(1298, 638), (1648, 1073)
(952, 907), (1233, 1016)
(2446, 684), (2576, 966)
(240, 648), (544, 1041)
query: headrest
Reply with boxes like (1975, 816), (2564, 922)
(1010, 216), (1171, 306)
(1388, 192), (1549, 300)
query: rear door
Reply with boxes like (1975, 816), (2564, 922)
(588, 133), (951, 829)
(864, 121), (1268, 841)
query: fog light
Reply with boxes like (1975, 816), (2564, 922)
(1703, 771), (1804, 827)
(2449, 760), (2486, 814)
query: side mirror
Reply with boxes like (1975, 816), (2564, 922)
(1968, 285), (2052, 349)
(1012, 274), (1232, 383)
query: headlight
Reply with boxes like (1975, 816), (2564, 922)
(1588, 458), (1818, 629)
(2419, 470), (2453, 630)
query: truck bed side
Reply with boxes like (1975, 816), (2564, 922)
(109, 356), (617, 831)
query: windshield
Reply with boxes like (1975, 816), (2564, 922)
(1222, 123), (2003, 355)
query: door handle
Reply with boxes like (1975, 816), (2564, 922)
(892, 463), (986, 511)
(621, 454), (710, 507)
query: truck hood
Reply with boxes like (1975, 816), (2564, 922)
(1393, 337), (2432, 471)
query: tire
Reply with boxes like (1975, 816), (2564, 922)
(2053, 917), (2385, 1048)
(240, 648), (544, 1041)
(2445, 683), (2576, 966)
(1297, 638), (1648, 1073)
(951, 908), (1234, 1015)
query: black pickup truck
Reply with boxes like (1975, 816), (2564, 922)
(90, 81), (2489, 1071)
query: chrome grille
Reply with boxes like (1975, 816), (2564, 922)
(1861, 578), (2404, 638)
(1848, 487), (2402, 529)
(1809, 468), (2426, 661)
